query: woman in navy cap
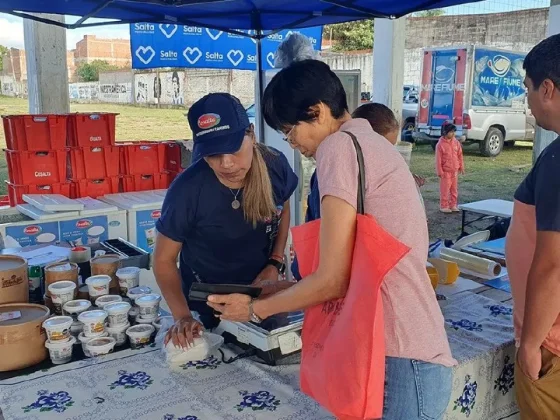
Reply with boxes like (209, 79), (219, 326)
(154, 93), (298, 348)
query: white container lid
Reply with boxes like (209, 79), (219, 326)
(86, 336), (116, 348)
(63, 300), (92, 313)
(104, 301), (132, 314)
(127, 324), (155, 335)
(95, 295), (123, 308)
(85, 275), (112, 286)
(48, 281), (77, 294)
(43, 316), (73, 329)
(45, 336), (76, 349)
(135, 294), (161, 306)
(78, 310), (108, 322)
(116, 267), (141, 279)
(78, 331), (108, 343)
(127, 286), (152, 300)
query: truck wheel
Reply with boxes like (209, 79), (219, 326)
(480, 128), (504, 157)
(403, 120), (415, 132)
(431, 141), (437, 151)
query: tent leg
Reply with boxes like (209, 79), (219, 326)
(23, 14), (69, 114)
(255, 34), (266, 144)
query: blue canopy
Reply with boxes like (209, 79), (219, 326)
(2, 0), (484, 34)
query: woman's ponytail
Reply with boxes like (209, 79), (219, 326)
(243, 143), (277, 227)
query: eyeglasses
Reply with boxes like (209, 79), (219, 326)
(283, 125), (297, 145)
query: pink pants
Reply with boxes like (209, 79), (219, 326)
(440, 172), (458, 209)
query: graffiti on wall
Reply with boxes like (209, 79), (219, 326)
(69, 83), (100, 101)
(98, 83), (132, 103)
(134, 71), (184, 105)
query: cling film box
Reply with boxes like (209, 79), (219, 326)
(0, 211), (128, 249)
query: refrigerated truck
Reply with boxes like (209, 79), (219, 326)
(412, 46), (535, 157)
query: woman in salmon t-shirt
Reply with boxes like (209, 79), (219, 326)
(208, 60), (457, 419)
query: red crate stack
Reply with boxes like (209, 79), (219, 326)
(2, 114), (72, 206)
(67, 113), (121, 198)
(118, 141), (178, 192)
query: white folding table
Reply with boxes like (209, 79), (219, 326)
(458, 199), (514, 234)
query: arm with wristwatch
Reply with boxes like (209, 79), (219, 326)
(251, 200), (296, 300)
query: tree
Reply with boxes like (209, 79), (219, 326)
(324, 20), (374, 52)
(414, 9), (445, 17)
(76, 59), (119, 82)
(0, 45), (8, 72)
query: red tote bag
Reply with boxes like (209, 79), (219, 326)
(291, 132), (410, 420)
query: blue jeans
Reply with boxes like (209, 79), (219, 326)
(383, 357), (453, 420)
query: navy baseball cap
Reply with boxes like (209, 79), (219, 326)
(188, 93), (250, 163)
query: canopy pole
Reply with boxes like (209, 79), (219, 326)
(255, 32), (266, 144)
(371, 17), (406, 142)
(23, 13), (69, 114)
(533, 0), (560, 162)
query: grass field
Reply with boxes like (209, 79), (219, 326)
(0, 95), (533, 240)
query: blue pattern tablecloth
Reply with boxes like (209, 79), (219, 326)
(0, 291), (517, 420)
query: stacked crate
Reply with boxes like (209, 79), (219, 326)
(2, 115), (72, 206)
(118, 141), (180, 192)
(67, 113), (121, 199)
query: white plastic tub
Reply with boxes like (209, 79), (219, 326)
(86, 336), (116, 357)
(106, 321), (130, 346)
(78, 310), (108, 337)
(135, 294), (161, 320)
(104, 301), (132, 327)
(48, 281), (77, 314)
(45, 336), (76, 365)
(126, 324), (155, 349)
(42, 316), (73, 342)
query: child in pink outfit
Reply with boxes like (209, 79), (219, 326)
(436, 123), (465, 213)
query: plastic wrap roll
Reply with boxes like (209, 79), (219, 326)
(440, 248), (501, 277)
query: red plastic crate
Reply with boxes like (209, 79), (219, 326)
(75, 178), (120, 198)
(120, 142), (165, 176)
(122, 172), (177, 192)
(163, 141), (183, 172)
(1, 114), (68, 151)
(67, 113), (118, 147)
(69, 146), (121, 180)
(5, 149), (68, 185)
(0, 195), (10, 207)
(7, 182), (72, 206)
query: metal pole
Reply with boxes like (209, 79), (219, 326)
(255, 32), (265, 143)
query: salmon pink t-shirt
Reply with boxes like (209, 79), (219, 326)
(506, 136), (560, 356)
(315, 118), (456, 367)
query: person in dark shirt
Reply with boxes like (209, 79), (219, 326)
(154, 93), (298, 347)
(505, 34), (560, 419)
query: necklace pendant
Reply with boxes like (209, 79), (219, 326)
(231, 199), (241, 210)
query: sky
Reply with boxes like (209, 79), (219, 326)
(0, 0), (551, 50)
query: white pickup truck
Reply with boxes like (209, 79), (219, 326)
(412, 45), (535, 157)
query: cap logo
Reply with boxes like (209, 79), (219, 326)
(198, 113), (221, 130)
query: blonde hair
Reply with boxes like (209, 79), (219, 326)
(243, 142), (277, 227)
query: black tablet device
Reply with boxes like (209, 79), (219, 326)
(188, 283), (262, 302)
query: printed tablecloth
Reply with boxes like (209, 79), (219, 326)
(0, 291), (517, 420)
(441, 292), (517, 420)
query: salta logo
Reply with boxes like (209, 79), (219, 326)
(135, 46), (155, 65)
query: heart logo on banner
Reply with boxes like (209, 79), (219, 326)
(227, 50), (244, 67)
(266, 52), (275, 68)
(135, 46), (156, 65)
(159, 24), (178, 39)
(183, 47), (203, 65)
(206, 28), (224, 41)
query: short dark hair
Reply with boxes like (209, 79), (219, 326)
(524, 34), (560, 89)
(352, 103), (399, 136)
(262, 60), (348, 132)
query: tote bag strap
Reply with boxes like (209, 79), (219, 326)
(342, 131), (366, 216)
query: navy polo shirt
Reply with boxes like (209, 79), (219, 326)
(156, 146), (298, 321)
(515, 136), (560, 231)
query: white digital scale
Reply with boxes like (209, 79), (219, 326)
(215, 311), (304, 365)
